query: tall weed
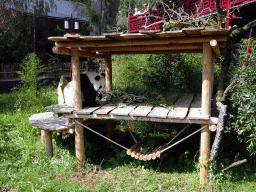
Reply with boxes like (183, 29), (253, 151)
(17, 53), (45, 111)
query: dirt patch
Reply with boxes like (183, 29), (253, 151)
(0, 187), (16, 192)
(68, 167), (115, 189)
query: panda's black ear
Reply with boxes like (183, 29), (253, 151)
(101, 73), (105, 78)
(94, 75), (101, 81)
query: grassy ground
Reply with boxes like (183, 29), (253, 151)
(0, 85), (256, 191)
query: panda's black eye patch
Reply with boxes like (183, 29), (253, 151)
(95, 75), (101, 81)
(99, 86), (102, 89)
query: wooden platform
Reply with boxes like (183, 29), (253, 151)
(47, 28), (228, 183)
(45, 93), (218, 125)
(29, 112), (74, 133)
(49, 29), (228, 58)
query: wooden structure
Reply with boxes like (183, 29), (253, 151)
(128, 0), (256, 33)
(47, 28), (228, 184)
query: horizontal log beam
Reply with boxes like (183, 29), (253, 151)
(210, 39), (221, 57)
(106, 48), (227, 55)
(84, 43), (213, 53)
(90, 43), (226, 54)
(52, 46), (105, 59)
(56, 36), (228, 48)
(73, 113), (219, 125)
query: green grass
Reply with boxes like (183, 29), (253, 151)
(0, 85), (256, 191)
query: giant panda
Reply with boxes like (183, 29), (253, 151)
(64, 71), (105, 108)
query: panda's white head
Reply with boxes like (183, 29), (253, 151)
(83, 71), (106, 93)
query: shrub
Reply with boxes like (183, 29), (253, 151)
(142, 53), (203, 93)
(112, 54), (148, 90)
(226, 38), (256, 156)
(17, 53), (45, 110)
(112, 53), (215, 94)
(47, 54), (65, 84)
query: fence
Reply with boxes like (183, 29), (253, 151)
(0, 63), (22, 80)
(0, 62), (104, 80)
(0, 63), (55, 80)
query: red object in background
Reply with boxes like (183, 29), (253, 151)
(241, 28), (254, 67)
(127, 0), (255, 33)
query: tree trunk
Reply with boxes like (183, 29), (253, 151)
(210, 20), (256, 180)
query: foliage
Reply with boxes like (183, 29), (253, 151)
(80, 23), (92, 35)
(0, 12), (30, 62)
(118, 0), (170, 17)
(112, 53), (213, 94)
(17, 53), (45, 110)
(54, 25), (65, 36)
(47, 54), (65, 84)
(67, 0), (120, 34)
(143, 53), (204, 93)
(0, 0), (56, 63)
(0, 86), (256, 191)
(226, 38), (256, 156)
(116, 0), (170, 32)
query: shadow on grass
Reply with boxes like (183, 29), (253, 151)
(53, 119), (256, 184)
(53, 121), (204, 174)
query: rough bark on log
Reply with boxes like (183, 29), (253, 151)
(209, 101), (227, 180)
(222, 159), (247, 172)
(210, 102), (227, 162)
(230, 20), (256, 38)
(127, 141), (142, 155)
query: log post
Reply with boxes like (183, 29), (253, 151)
(107, 120), (115, 146)
(210, 40), (221, 57)
(105, 53), (112, 92)
(200, 42), (214, 184)
(71, 48), (85, 167)
(44, 130), (53, 157)
(41, 130), (46, 145)
(105, 54), (113, 146)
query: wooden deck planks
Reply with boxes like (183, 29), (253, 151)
(49, 29), (228, 43)
(44, 92), (217, 124)
(187, 94), (210, 120)
(130, 106), (153, 117)
(148, 93), (179, 118)
(75, 106), (102, 115)
(93, 106), (117, 115)
(168, 93), (194, 119)
(147, 107), (169, 118)
(45, 104), (74, 114)
(110, 106), (137, 116)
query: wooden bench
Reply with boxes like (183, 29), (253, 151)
(29, 112), (74, 156)
(29, 105), (116, 156)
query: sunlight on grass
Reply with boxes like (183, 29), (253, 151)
(0, 85), (256, 191)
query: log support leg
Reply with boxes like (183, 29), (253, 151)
(44, 130), (53, 157)
(107, 120), (115, 146)
(75, 119), (85, 167)
(41, 130), (46, 145)
(105, 54), (112, 92)
(200, 42), (214, 184)
(71, 48), (84, 168)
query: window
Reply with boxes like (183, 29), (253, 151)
(64, 20), (69, 29)
(74, 21), (79, 30)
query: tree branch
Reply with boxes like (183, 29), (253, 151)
(222, 159), (247, 172)
(230, 19), (256, 38)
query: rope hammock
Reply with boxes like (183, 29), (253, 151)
(74, 119), (208, 161)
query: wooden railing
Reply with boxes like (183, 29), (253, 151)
(128, 0), (256, 33)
